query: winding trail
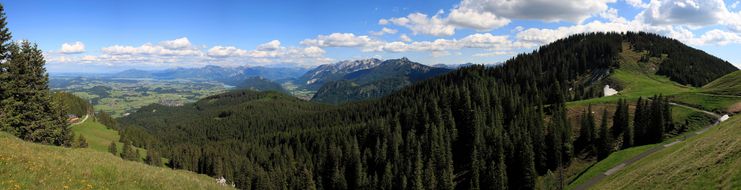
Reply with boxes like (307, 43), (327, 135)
(572, 102), (723, 190)
(69, 114), (89, 126)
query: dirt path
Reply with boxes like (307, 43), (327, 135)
(69, 114), (89, 126)
(572, 102), (722, 190)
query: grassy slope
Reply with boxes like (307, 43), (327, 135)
(669, 92), (741, 113)
(563, 42), (720, 188)
(0, 132), (231, 190)
(568, 42), (692, 106)
(594, 116), (741, 189)
(70, 119), (149, 160)
(566, 144), (656, 189)
(701, 70), (741, 96)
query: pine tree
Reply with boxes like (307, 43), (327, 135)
(0, 3), (12, 119)
(578, 105), (596, 154)
(108, 141), (117, 156)
(0, 41), (70, 146)
(75, 135), (88, 148)
(146, 149), (162, 167)
(597, 109), (612, 160)
(662, 96), (674, 134)
(633, 97), (646, 145)
(612, 99), (627, 138)
(618, 99), (633, 149)
(649, 95), (665, 143)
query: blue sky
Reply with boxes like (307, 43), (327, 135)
(4, 0), (741, 73)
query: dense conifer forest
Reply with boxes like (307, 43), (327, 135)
(0, 4), (71, 146)
(118, 32), (737, 189)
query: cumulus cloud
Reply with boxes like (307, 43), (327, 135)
(374, 33), (531, 56)
(60, 41), (85, 54)
(474, 51), (513, 57)
(370, 27), (398, 36)
(458, 0), (616, 23)
(256, 40), (281, 51)
(384, 12), (457, 36)
(380, 0), (613, 36)
(447, 8), (510, 30)
(207, 46), (247, 57)
(687, 29), (741, 45)
(159, 37), (192, 49)
(300, 33), (385, 52)
(639, 0), (727, 26)
(49, 37), (332, 67)
(625, 0), (649, 8)
(400, 34), (412, 42)
(101, 37), (202, 56)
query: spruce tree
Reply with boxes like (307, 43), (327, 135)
(0, 3), (11, 114)
(633, 97), (646, 145)
(621, 100), (634, 149)
(108, 141), (117, 156)
(578, 105), (596, 154)
(146, 149), (163, 167)
(0, 41), (70, 145)
(75, 135), (88, 148)
(597, 109), (612, 160)
(649, 95), (665, 143)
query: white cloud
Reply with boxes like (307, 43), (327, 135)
(375, 33), (530, 55)
(256, 40), (281, 51)
(102, 37), (203, 56)
(458, 0), (616, 23)
(207, 46), (247, 57)
(474, 51), (513, 57)
(60, 41), (85, 54)
(732, 1), (740, 9)
(385, 12), (457, 36)
(447, 8), (510, 31)
(370, 27), (398, 36)
(687, 29), (741, 45)
(400, 34), (412, 42)
(159, 37), (192, 49)
(301, 33), (380, 47)
(625, 0), (649, 8)
(639, 0), (727, 26)
(380, 0), (613, 37)
(50, 37), (332, 68)
(722, 10), (741, 32)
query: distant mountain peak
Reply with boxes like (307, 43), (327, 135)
(301, 58), (383, 86)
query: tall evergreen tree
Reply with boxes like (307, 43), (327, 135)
(108, 141), (117, 156)
(0, 41), (70, 145)
(0, 3), (12, 110)
(75, 134), (88, 148)
(597, 109), (612, 160)
(578, 105), (596, 154)
(649, 95), (665, 143)
(621, 100), (634, 149)
(633, 97), (646, 145)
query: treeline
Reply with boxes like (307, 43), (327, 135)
(0, 4), (71, 146)
(624, 32), (738, 86)
(576, 96), (674, 161)
(51, 91), (93, 117)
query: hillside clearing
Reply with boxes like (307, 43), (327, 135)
(594, 116), (741, 189)
(0, 132), (231, 190)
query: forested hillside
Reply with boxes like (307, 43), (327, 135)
(51, 91), (93, 117)
(117, 32), (739, 189)
(311, 58), (451, 104)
